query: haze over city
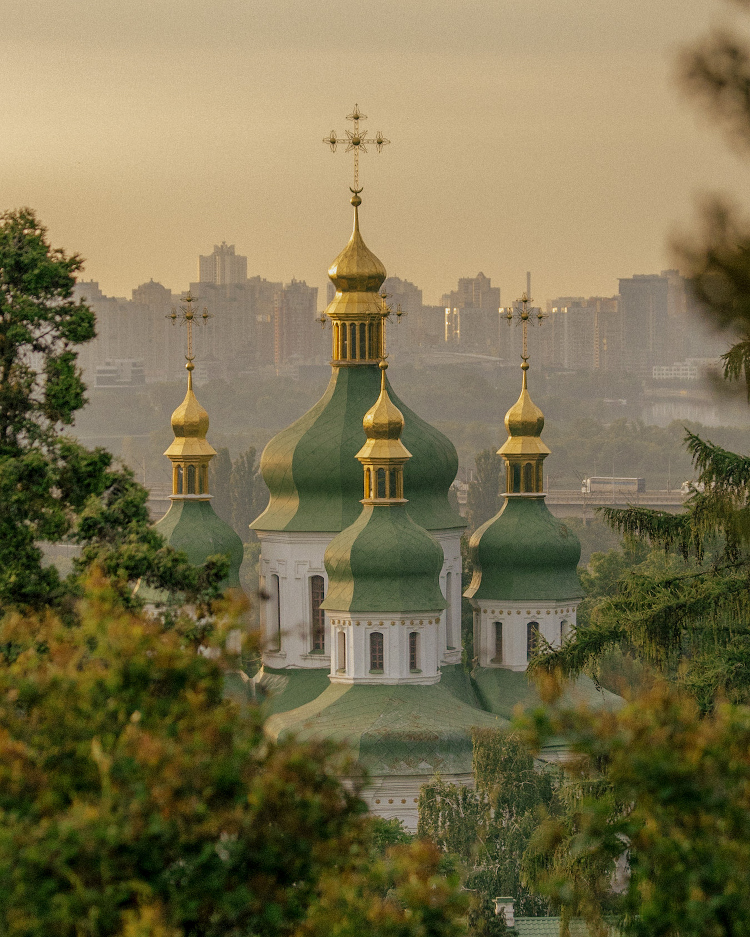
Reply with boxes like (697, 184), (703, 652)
(2, 0), (744, 305)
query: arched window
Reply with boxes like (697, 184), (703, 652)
(409, 632), (419, 672)
(187, 464), (196, 494)
(494, 621), (503, 662)
(389, 469), (397, 499)
(537, 463), (544, 491)
(341, 322), (347, 358)
(512, 463), (521, 493)
(176, 464), (183, 494)
(369, 632), (384, 672)
(271, 574), (281, 651)
(359, 322), (367, 359)
(368, 322), (374, 359)
(561, 619), (571, 645)
(310, 575), (325, 652)
(337, 630), (346, 673)
(523, 462), (533, 492)
(527, 621), (540, 661)
(377, 467), (386, 499)
(199, 464), (208, 494)
(349, 323), (357, 359)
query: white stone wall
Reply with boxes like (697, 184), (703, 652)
(257, 531), (331, 669)
(432, 528), (464, 665)
(327, 611), (442, 685)
(362, 772), (474, 832)
(472, 600), (579, 670)
(257, 526), (465, 670)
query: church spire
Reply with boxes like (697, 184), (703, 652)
(356, 359), (411, 502)
(163, 293), (216, 498)
(498, 295), (550, 495)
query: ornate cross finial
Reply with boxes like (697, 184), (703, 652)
(502, 292), (547, 369)
(167, 291), (211, 381)
(323, 104), (390, 192)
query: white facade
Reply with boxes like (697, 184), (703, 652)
(433, 528), (463, 665)
(362, 772), (473, 832)
(472, 600), (579, 671)
(257, 531), (331, 669)
(327, 610), (442, 685)
(258, 527), (463, 670)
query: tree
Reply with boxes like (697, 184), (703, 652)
(466, 449), (503, 533)
(0, 571), (468, 936)
(520, 682), (750, 937)
(418, 730), (558, 930)
(0, 209), (226, 614)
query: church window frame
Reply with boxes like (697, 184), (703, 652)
(409, 631), (420, 672)
(369, 632), (384, 672)
(187, 464), (196, 494)
(270, 574), (281, 651)
(523, 462), (534, 492)
(494, 621), (503, 662)
(512, 463), (521, 493)
(359, 322), (367, 359)
(377, 467), (386, 499)
(176, 464), (183, 494)
(337, 629), (346, 673)
(527, 621), (540, 662)
(341, 322), (348, 358)
(310, 575), (326, 652)
(349, 322), (357, 359)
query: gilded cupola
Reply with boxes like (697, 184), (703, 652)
(357, 360), (411, 502)
(325, 193), (389, 366)
(498, 361), (550, 495)
(164, 362), (216, 498)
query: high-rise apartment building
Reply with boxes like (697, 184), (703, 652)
(198, 242), (248, 286)
(273, 278), (320, 370)
(441, 272), (501, 351)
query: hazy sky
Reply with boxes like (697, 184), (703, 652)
(2, 0), (745, 305)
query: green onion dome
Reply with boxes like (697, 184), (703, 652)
(251, 196), (464, 535)
(464, 496), (583, 603)
(320, 503), (447, 613)
(154, 500), (244, 590)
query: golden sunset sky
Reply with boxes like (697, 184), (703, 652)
(2, 0), (744, 305)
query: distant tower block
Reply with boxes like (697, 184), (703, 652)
(198, 242), (248, 286)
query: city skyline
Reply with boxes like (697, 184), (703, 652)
(2, 0), (743, 307)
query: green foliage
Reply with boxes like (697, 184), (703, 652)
(297, 839), (469, 937)
(0, 209), (227, 615)
(0, 573), (375, 936)
(520, 683), (750, 937)
(418, 731), (559, 926)
(466, 449), (503, 533)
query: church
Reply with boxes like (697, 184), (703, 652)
(152, 118), (619, 829)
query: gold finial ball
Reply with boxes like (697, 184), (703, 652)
(379, 359), (388, 372)
(350, 192), (362, 207)
(186, 360), (195, 371)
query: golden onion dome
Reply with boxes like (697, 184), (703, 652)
(504, 364), (545, 438)
(363, 360), (404, 440)
(164, 366), (216, 459)
(327, 193), (386, 294)
(357, 361), (412, 463)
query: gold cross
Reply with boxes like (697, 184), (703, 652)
(323, 104), (390, 192)
(502, 293), (547, 366)
(167, 291), (211, 374)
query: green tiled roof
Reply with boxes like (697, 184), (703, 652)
(321, 503), (447, 613)
(514, 918), (617, 937)
(264, 679), (508, 776)
(153, 498), (244, 589)
(472, 667), (624, 725)
(251, 365), (465, 533)
(465, 497), (584, 603)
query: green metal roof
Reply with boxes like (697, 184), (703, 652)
(251, 364), (465, 533)
(321, 503), (447, 613)
(153, 498), (244, 589)
(465, 497), (584, 603)
(513, 918), (618, 937)
(472, 667), (623, 724)
(264, 677), (508, 776)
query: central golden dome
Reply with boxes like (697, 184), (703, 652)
(327, 194), (386, 294)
